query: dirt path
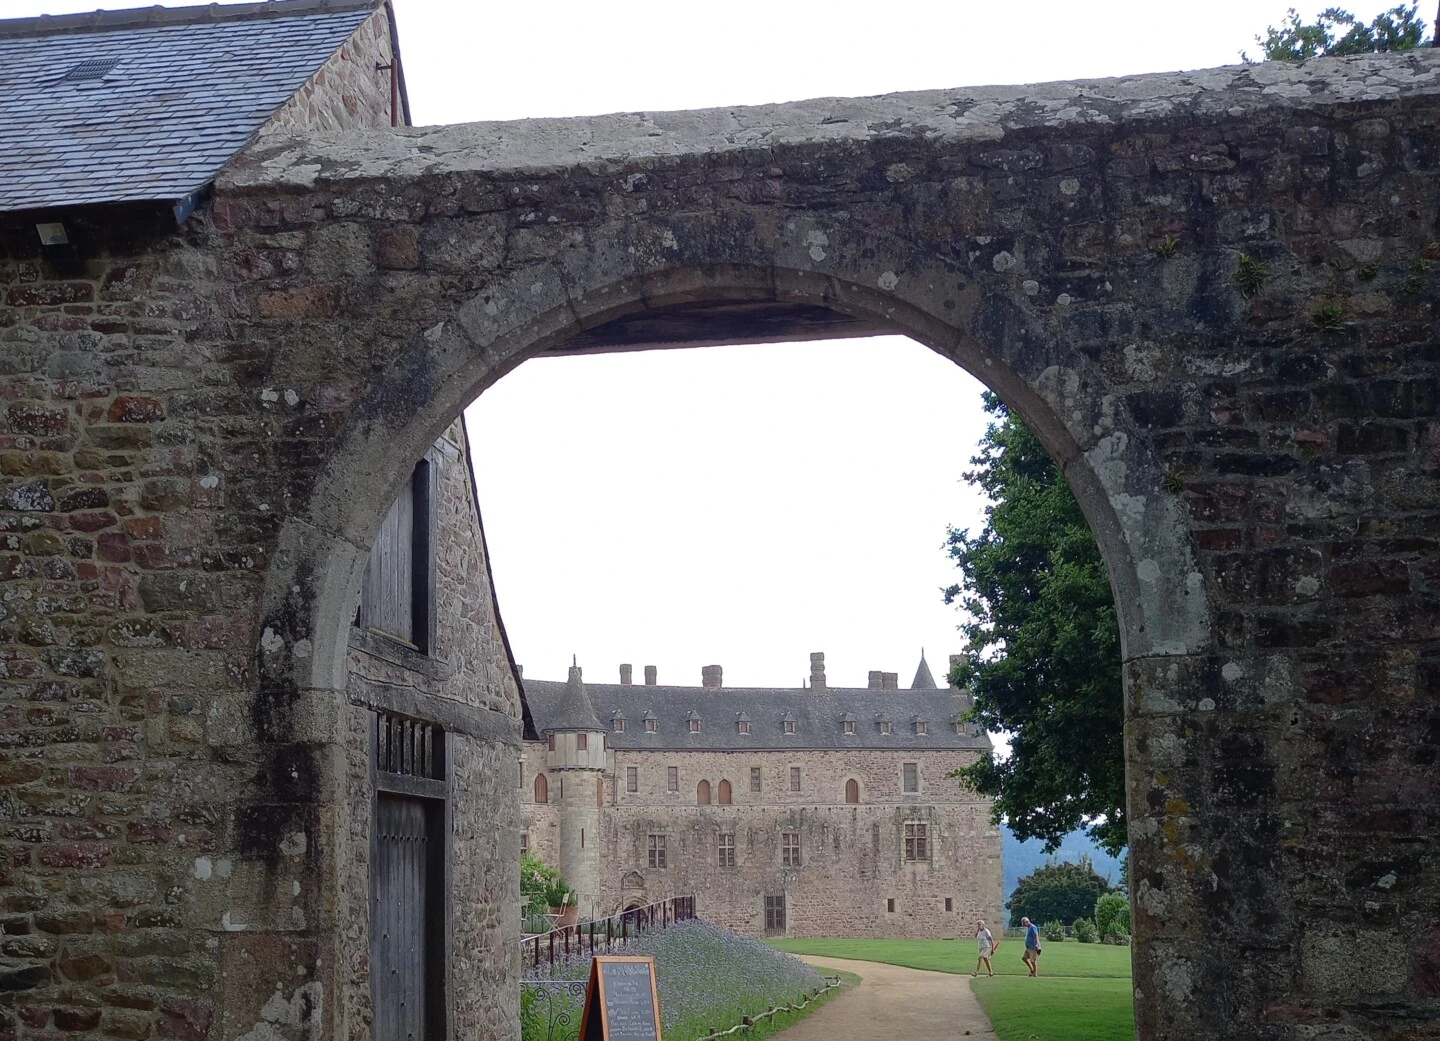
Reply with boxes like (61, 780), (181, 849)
(782, 956), (998, 1040)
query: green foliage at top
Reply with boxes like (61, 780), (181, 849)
(944, 393), (1125, 855)
(1007, 858), (1116, 927)
(1246, 5), (1428, 62)
(520, 853), (575, 916)
(1093, 892), (1132, 942)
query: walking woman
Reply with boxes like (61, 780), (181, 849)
(972, 919), (997, 977)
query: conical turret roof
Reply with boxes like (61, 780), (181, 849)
(910, 650), (938, 690)
(544, 662), (604, 732)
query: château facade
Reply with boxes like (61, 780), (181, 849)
(520, 653), (1005, 938)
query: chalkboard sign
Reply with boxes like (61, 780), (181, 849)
(578, 955), (663, 1041)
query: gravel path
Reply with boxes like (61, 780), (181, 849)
(784, 956), (998, 1041)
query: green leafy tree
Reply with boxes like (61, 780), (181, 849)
(1006, 858), (1115, 927)
(520, 852), (575, 916)
(1246, 5), (1428, 62)
(1094, 892), (1132, 942)
(1072, 917), (1098, 943)
(944, 393), (1126, 854)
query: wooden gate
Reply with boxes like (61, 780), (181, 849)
(372, 712), (447, 1041)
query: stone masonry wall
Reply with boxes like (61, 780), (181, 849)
(519, 744), (1004, 937)
(4, 51), (1440, 1041)
(262, 9), (401, 134)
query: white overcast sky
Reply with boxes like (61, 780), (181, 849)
(10, 0), (1410, 688)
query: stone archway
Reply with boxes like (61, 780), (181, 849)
(3, 51), (1437, 1041)
(219, 53), (1440, 1035)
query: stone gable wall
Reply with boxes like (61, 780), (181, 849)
(262, 9), (401, 134)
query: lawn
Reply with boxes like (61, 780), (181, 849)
(769, 936), (1132, 979)
(769, 937), (1134, 1041)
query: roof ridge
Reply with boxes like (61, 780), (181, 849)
(0, 0), (382, 39)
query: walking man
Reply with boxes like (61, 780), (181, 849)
(1021, 917), (1042, 976)
(972, 919), (997, 977)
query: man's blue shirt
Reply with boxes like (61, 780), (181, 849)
(1026, 923), (1040, 949)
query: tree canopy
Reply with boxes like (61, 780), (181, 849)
(1006, 859), (1116, 927)
(1246, 5), (1429, 62)
(944, 393), (1126, 855)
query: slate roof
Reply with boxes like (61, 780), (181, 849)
(911, 652), (938, 690)
(544, 666), (604, 732)
(522, 678), (988, 752)
(0, 0), (382, 213)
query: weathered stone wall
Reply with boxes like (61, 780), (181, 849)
(519, 743), (1004, 937)
(262, 9), (401, 134)
(4, 50), (1440, 1041)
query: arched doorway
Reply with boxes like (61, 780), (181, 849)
(533, 773), (548, 804)
(845, 779), (860, 804)
(717, 779), (732, 805)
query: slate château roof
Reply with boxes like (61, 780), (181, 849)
(910, 650), (938, 690)
(522, 676), (988, 752)
(542, 664), (604, 733)
(0, 0), (382, 214)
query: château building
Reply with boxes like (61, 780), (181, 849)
(519, 653), (1005, 938)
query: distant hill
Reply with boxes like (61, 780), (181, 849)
(1002, 826), (1125, 899)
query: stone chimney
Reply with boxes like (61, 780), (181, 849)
(882, 672), (898, 690)
(810, 652), (826, 693)
(620, 664), (633, 685)
(867, 670), (884, 690)
(949, 654), (963, 690)
(702, 665), (723, 688)
(644, 665), (657, 686)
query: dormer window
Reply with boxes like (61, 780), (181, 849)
(612, 713), (626, 733)
(843, 720), (856, 735)
(784, 721), (796, 735)
(738, 720), (751, 734)
(645, 718), (657, 734)
(689, 719), (701, 733)
(915, 721), (927, 735)
(879, 720), (892, 736)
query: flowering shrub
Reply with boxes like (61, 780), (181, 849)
(522, 920), (825, 1041)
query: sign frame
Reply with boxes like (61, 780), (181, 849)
(577, 954), (664, 1041)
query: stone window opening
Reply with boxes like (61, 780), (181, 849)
(879, 720), (892, 736)
(887, 898), (895, 913)
(520, 832), (528, 856)
(945, 897), (953, 912)
(689, 718), (701, 733)
(750, 767), (761, 793)
(533, 773), (548, 804)
(557, 778), (563, 799)
(845, 778), (860, 804)
(915, 720), (927, 735)
(782, 832), (801, 867)
(577, 732), (588, 751)
(626, 766), (638, 793)
(843, 720), (855, 735)
(667, 766), (678, 792)
(581, 828), (585, 849)
(645, 718), (657, 734)
(902, 762), (919, 793)
(596, 776), (604, 807)
(547, 733), (555, 751)
(764, 894), (786, 936)
(647, 834), (667, 869)
(783, 720), (796, 735)
(738, 720), (751, 734)
(789, 766), (801, 792)
(697, 779), (711, 805)
(355, 456), (437, 654)
(718, 832), (735, 867)
(904, 822), (929, 862)
(718, 779), (732, 804)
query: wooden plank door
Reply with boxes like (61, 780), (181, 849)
(374, 794), (432, 1041)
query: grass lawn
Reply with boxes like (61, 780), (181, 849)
(769, 937), (1131, 979)
(769, 938), (1134, 1041)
